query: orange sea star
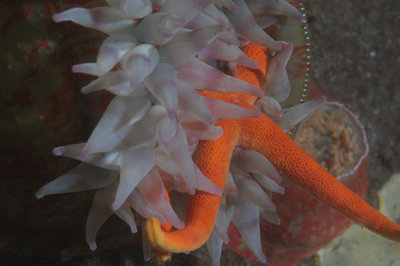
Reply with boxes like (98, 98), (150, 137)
(35, 1), (400, 263)
(145, 43), (400, 261)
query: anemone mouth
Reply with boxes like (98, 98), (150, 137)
(294, 101), (369, 179)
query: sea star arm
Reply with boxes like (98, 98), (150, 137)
(145, 43), (267, 256)
(238, 113), (400, 242)
(146, 119), (239, 253)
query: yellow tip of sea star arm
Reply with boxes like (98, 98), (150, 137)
(154, 249), (172, 262)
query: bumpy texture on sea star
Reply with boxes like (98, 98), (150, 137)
(145, 43), (400, 260)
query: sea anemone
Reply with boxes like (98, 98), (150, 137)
(36, 0), (323, 264)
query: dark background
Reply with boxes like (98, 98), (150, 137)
(1, 0), (399, 265)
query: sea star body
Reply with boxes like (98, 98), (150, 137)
(145, 43), (400, 259)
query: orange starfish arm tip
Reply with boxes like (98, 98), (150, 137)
(146, 217), (209, 254)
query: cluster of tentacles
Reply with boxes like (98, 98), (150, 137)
(36, 0), (400, 265)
